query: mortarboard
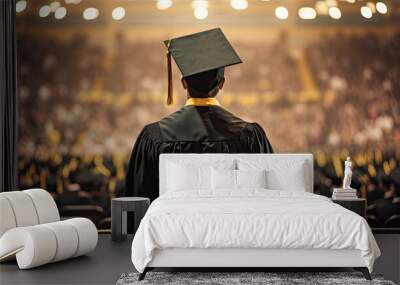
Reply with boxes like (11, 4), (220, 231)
(164, 28), (242, 105)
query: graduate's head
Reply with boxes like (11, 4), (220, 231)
(164, 28), (241, 104)
(181, 68), (225, 98)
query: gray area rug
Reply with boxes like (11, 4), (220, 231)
(116, 272), (396, 285)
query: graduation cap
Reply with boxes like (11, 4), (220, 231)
(164, 28), (242, 105)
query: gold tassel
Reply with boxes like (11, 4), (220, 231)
(166, 40), (173, 105)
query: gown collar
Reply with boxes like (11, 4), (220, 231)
(185, 97), (220, 106)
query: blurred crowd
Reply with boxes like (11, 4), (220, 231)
(306, 32), (400, 149)
(17, 31), (400, 228)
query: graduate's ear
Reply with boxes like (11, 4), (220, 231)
(181, 78), (188, 90)
(218, 77), (225, 90)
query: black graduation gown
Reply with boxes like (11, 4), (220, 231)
(125, 105), (273, 201)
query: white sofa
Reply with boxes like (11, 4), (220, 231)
(0, 189), (98, 269)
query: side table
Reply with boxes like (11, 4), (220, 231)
(111, 197), (150, 242)
(331, 198), (366, 218)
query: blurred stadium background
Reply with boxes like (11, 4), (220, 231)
(15, 0), (400, 229)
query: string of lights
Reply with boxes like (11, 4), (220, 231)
(15, 0), (390, 21)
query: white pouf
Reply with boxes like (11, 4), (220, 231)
(0, 218), (98, 269)
(0, 226), (57, 269)
(42, 221), (79, 262)
(0, 189), (98, 269)
(64, 218), (98, 257)
(23, 188), (60, 224)
(0, 196), (17, 237)
(1, 191), (39, 227)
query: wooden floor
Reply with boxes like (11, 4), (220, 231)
(0, 234), (134, 285)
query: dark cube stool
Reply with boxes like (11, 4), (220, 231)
(111, 197), (150, 242)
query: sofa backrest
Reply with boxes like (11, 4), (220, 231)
(0, 189), (60, 238)
(159, 153), (314, 195)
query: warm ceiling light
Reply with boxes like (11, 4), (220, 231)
(298, 7), (317, 20)
(112, 7), (125, 20)
(230, 0), (248, 10)
(376, 2), (388, 14)
(315, 1), (328, 15)
(328, 7), (341, 19)
(50, 1), (61, 12)
(65, 0), (82, 4)
(54, 7), (67, 19)
(16, 0), (27, 13)
(192, 0), (208, 9)
(360, 6), (373, 18)
(83, 7), (99, 20)
(367, 2), (376, 13)
(325, 0), (337, 7)
(39, 5), (51, 18)
(275, 6), (288, 20)
(157, 0), (173, 10)
(194, 7), (208, 19)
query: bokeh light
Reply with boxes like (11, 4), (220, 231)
(275, 6), (288, 20)
(194, 7), (208, 20)
(230, 0), (248, 10)
(112, 7), (126, 20)
(328, 7), (341, 19)
(367, 2), (377, 14)
(50, 1), (61, 12)
(361, 6), (373, 18)
(192, 0), (208, 9)
(376, 2), (388, 14)
(157, 0), (173, 10)
(39, 5), (51, 18)
(298, 7), (317, 20)
(54, 7), (67, 20)
(315, 1), (329, 15)
(83, 7), (99, 20)
(16, 0), (27, 13)
(326, 0), (337, 7)
(65, 0), (82, 4)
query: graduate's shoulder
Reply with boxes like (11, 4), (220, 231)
(246, 122), (266, 132)
(159, 105), (191, 123)
(241, 122), (274, 152)
(138, 122), (162, 141)
(215, 106), (250, 125)
(239, 121), (269, 138)
(213, 107), (265, 131)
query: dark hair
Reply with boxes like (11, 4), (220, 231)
(184, 68), (224, 98)
(187, 85), (220, 98)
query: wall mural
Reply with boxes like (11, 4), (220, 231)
(16, 7), (400, 229)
